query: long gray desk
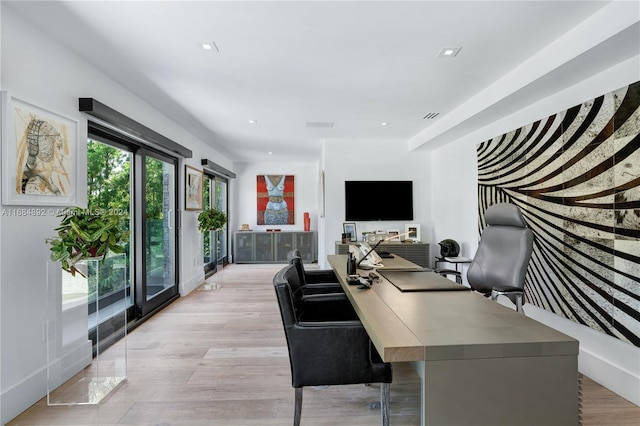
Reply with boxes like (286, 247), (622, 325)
(328, 254), (579, 426)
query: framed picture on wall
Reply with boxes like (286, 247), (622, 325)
(405, 224), (420, 242)
(257, 175), (295, 225)
(1, 92), (80, 206)
(343, 222), (357, 242)
(185, 165), (203, 210)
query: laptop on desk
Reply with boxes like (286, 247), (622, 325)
(379, 270), (469, 292)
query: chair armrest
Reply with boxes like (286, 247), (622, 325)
(298, 296), (359, 322)
(301, 282), (344, 295)
(304, 270), (339, 284)
(301, 293), (347, 303)
(298, 320), (362, 328)
(434, 268), (460, 276)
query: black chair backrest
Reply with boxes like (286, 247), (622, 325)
(275, 263), (305, 319)
(287, 250), (308, 285)
(286, 249), (302, 265)
(273, 265), (297, 328)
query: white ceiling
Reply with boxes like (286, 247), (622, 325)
(6, 1), (639, 162)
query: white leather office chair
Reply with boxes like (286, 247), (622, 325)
(475, 203), (533, 313)
(440, 203), (533, 313)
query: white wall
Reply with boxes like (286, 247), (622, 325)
(0, 7), (234, 423)
(232, 161), (320, 259)
(232, 140), (432, 270)
(321, 139), (432, 268)
(430, 57), (640, 406)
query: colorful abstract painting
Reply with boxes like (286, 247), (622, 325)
(2, 93), (78, 206)
(257, 175), (295, 225)
(477, 81), (640, 347)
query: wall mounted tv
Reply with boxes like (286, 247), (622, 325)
(345, 180), (413, 221)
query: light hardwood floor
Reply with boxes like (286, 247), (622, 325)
(9, 264), (639, 425)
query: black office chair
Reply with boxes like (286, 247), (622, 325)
(273, 266), (392, 426)
(286, 249), (344, 295)
(438, 203), (533, 313)
(278, 262), (358, 322)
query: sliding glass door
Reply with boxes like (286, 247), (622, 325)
(87, 135), (179, 329)
(215, 178), (228, 263)
(137, 150), (179, 316)
(203, 173), (229, 276)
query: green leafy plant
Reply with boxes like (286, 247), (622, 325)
(46, 207), (129, 276)
(197, 207), (227, 233)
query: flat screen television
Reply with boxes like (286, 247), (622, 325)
(345, 180), (413, 221)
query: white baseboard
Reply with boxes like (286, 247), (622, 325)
(1, 340), (92, 424)
(579, 345), (640, 406)
(496, 299), (640, 406)
(180, 273), (205, 296)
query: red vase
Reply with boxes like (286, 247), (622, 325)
(303, 212), (310, 231)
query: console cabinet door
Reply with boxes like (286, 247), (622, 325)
(254, 233), (274, 262)
(274, 233), (295, 262)
(234, 233), (255, 263)
(296, 232), (315, 262)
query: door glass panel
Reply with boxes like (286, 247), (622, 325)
(215, 179), (228, 261)
(86, 140), (133, 327)
(203, 175), (228, 273)
(145, 155), (175, 301)
(203, 176), (213, 267)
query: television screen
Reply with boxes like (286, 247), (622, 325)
(345, 181), (413, 221)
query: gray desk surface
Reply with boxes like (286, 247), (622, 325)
(329, 254), (578, 362)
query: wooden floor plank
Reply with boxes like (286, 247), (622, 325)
(7, 263), (638, 425)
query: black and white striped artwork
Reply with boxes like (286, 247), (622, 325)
(477, 81), (640, 347)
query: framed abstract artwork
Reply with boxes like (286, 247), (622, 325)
(185, 165), (203, 210)
(257, 175), (295, 225)
(1, 92), (79, 206)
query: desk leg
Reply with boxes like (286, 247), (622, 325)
(411, 361), (427, 426)
(413, 356), (578, 425)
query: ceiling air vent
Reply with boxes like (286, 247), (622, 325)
(423, 112), (440, 120)
(306, 121), (334, 128)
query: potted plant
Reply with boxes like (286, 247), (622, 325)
(46, 207), (129, 277)
(197, 207), (227, 233)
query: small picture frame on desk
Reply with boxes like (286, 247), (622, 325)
(343, 222), (357, 242)
(387, 229), (400, 241)
(404, 224), (420, 242)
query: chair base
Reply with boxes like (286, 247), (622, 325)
(491, 288), (524, 314)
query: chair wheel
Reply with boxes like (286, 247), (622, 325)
(370, 402), (380, 409)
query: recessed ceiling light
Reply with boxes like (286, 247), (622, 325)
(201, 41), (219, 52)
(381, 122), (389, 126)
(268, 151), (273, 155)
(248, 119), (257, 124)
(438, 47), (461, 58)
